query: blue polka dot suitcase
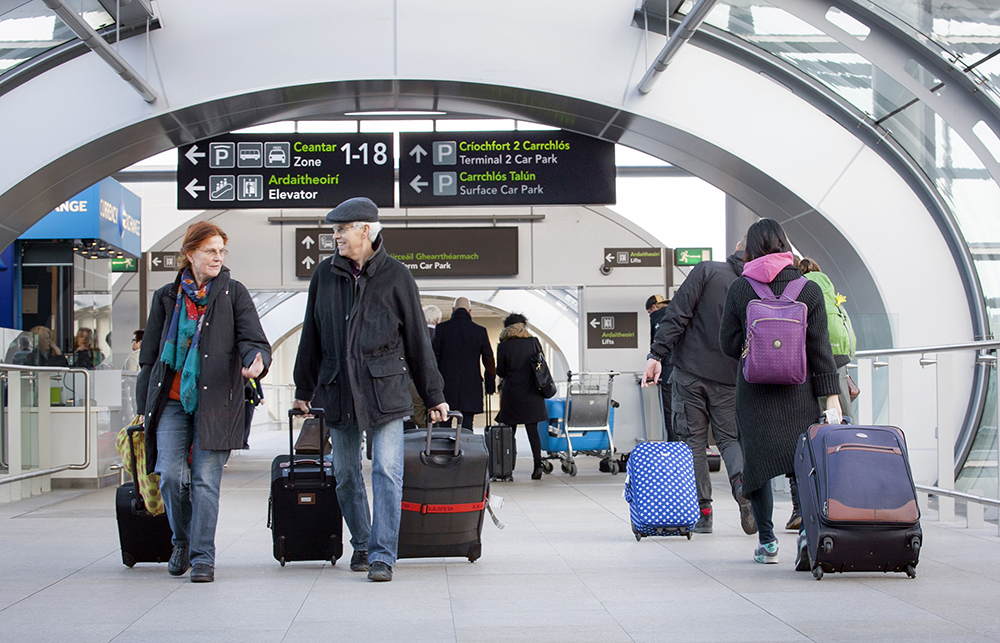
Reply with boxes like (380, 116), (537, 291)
(625, 441), (700, 539)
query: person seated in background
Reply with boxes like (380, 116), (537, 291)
(23, 326), (67, 367)
(72, 327), (103, 369)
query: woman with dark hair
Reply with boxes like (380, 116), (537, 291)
(719, 218), (841, 565)
(495, 312), (548, 480)
(72, 327), (103, 369)
(137, 221), (271, 583)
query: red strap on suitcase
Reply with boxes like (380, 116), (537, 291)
(401, 493), (487, 514)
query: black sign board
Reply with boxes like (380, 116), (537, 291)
(398, 130), (615, 207)
(603, 247), (662, 268)
(149, 251), (183, 272)
(294, 227), (519, 279)
(177, 133), (395, 210)
(586, 312), (638, 349)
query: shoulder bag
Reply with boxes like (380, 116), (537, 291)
(529, 338), (558, 399)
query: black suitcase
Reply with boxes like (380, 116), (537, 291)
(116, 425), (173, 567)
(484, 398), (514, 481)
(794, 420), (921, 580)
(269, 408), (344, 566)
(398, 412), (489, 562)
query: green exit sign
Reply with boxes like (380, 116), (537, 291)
(111, 257), (138, 273)
(675, 248), (712, 266)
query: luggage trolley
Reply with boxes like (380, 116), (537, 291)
(539, 371), (619, 476)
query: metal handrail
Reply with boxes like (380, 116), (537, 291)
(856, 339), (1000, 358)
(0, 364), (91, 486)
(916, 484), (1000, 509)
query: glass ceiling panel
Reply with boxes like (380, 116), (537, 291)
(868, 1), (1000, 68)
(0, 0), (113, 76)
(703, 1), (918, 121)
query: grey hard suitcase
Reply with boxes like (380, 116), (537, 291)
(484, 398), (514, 481)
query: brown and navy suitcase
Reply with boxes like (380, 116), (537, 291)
(398, 412), (489, 562)
(794, 419), (921, 580)
(269, 408), (344, 566)
(115, 425), (173, 567)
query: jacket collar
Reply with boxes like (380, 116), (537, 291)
(332, 235), (387, 277)
(169, 266), (230, 307)
(449, 308), (472, 322)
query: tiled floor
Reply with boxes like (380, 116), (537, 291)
(1, 425), (999, 643)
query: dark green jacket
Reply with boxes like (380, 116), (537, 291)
(293, 237), (445, 432)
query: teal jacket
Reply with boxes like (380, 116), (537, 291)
(805, 271), (856, 361)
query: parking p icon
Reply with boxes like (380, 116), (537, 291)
(433, 172), (457, 196)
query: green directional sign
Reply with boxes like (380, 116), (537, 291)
(111, 257), (138, 272)
(674, 248), (712, 266)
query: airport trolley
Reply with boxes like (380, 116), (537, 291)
(539, 371), (619, 476)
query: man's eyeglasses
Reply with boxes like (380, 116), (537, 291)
(198, 248), (229, 258)
(332, 223), (363, 234)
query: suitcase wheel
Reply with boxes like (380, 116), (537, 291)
(909, 535), (921, 554)
(122, 552), (136, 568)
(906, 564), (917, 579)
(812, 565), (824, 581)
(821, 536), (834, 554)
(279, 558), (286, 567)
(685, 531), (692, 540)
(468, 543), (482, 563)
(631, 524), (642, 541)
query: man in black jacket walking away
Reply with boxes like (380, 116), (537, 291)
(642, 245), (756, 536)
(432, 297), (496, 430)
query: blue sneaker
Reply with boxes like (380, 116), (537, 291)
(754, 540), (779, 564)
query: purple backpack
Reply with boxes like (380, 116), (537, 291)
(741, 276), (809, 385)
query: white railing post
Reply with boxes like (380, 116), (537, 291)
(856, 358), (873, 425)
(36, 373), (51, 496)
(6, 373), (23, 502)
(887, 356), (904, 427)
(936, 353), (955, 522)
(967, 489), (985, 529)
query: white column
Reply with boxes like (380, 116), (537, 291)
(936, 353), (955, 522)
(856, 358), (874, 425)
(37, 373), (51, 495)
(6, 373), (23, 502)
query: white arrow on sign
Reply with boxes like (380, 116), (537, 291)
(301, 236), (315, 249)
(185, 145), (206, 165)
(301, 256), (315, 270)
(152, 257), (161, 267)
(409, 175), (429, 193)
(185, 178), (205, 199)
(590, 318), (600, 328)
(605, 253), (614, 263)
(409, 145), (427, 163)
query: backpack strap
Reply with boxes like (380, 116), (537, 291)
(780, 276), (809, 302)
(744, 276), (775, 300)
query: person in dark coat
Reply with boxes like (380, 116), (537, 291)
(720, 218), (841, 565)
(645, 294), (677, 442)
(642, 244), (755, 536)
(432, 297), (496, 430)
(292, 197), (448, 583)
(137, 222), (271, 583)
(495, 313), (548, 480)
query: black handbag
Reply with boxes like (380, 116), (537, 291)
(530, 338), (558, 399)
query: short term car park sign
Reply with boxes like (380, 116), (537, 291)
(398, 130), (616, 207)
(177, 133), (394, 209)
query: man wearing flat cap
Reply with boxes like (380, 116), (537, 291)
(293, 197), (449, 583)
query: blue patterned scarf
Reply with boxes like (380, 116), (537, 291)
(160, 269), (211, 414)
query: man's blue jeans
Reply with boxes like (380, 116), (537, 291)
(329, 418), (404, 567)
(154, 400), (229, 567)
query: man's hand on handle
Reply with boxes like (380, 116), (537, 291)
(427, 402), (450, 424)
(641, 358), (662, 388)
(292, 399), (312, 414)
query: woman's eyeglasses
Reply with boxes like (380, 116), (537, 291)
(198, 248), (229, 258)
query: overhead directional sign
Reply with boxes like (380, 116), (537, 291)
(177, 133), (395, 210)
(294, 227), (519, 279)
(675, 247), (712, 265)
(398, 130), (615, 207)
(603, 247), (662, 269)
(586, 312), (638, 349)
(149, 251), (183, 272)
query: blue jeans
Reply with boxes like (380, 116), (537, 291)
(329, 418), (404, 566)
(154, 400), (229, 567)
(747, 479), (777, 545)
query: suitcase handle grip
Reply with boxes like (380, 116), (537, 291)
(288, 408), (325, 480)
(426, 411), (464, 457)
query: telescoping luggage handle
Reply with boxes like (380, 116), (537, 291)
(425, 411), (464, 457)
(287, 408), (326, 481)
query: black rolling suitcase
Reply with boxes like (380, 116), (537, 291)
(398, 412), (489, 562)
(484, 398), (514, 481)
(269, 408), (344, 566)
(116, 425), (173, 567)
(794, 419), (921, 580)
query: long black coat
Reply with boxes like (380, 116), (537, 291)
(432, 308), (496, 414)
(719, 266), (840, 493)
(495, 332), (548, 426)
(293, 237), (445, 432)
(137, 268), (271, 474)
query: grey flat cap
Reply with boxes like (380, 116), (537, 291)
(325, 197), (379, 223)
